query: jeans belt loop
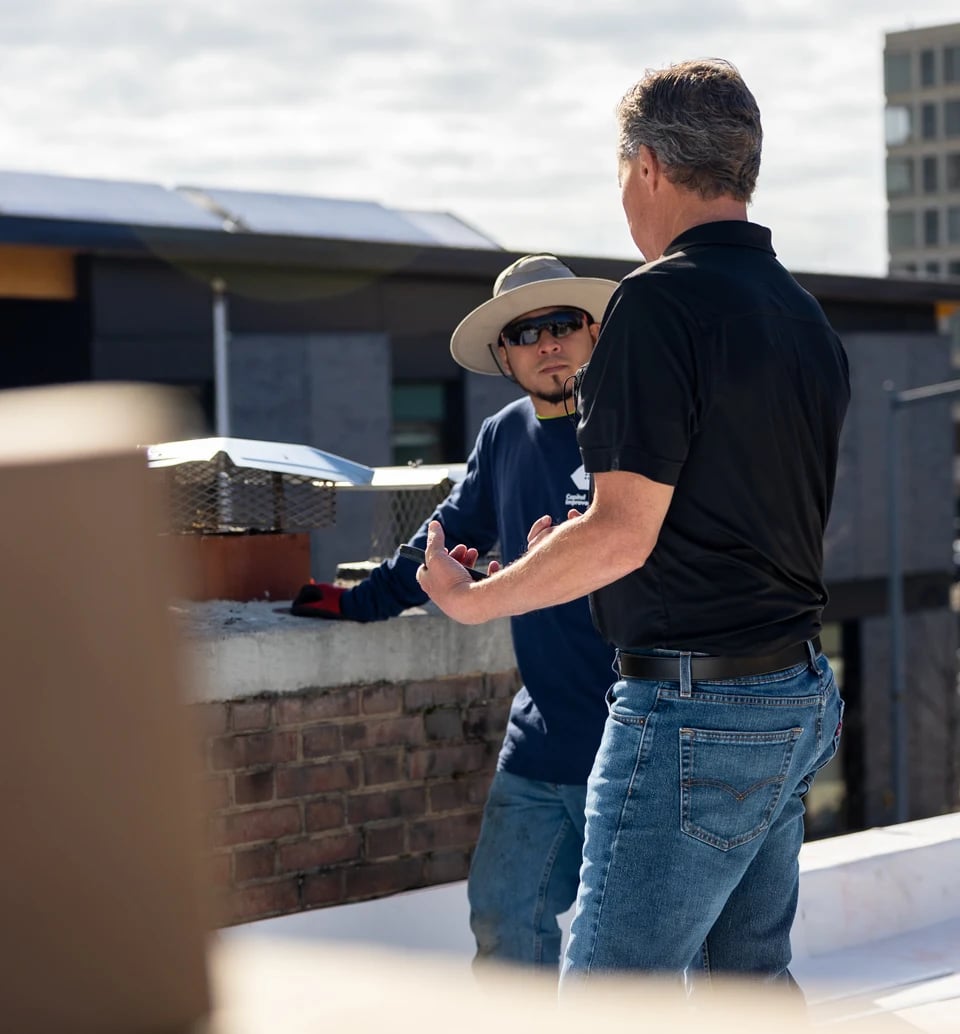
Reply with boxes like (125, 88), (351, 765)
(805, 638), (819, 672)
(679, 652), (692, 698)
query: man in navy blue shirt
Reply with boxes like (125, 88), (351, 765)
(293, 254), (618, 971)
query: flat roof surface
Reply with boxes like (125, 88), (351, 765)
(214, 893), (959, 1032)
(216, 813), (960, 1031)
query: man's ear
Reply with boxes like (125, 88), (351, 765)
(638, 144), (661, 192)
(588, 322), (601, 346)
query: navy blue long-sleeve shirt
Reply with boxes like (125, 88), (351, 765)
(341, 397), (615, 785)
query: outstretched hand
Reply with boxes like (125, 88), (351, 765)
(526, 508), (582, 551)
(416, 521), (493, 624)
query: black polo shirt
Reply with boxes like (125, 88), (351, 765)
(576, 221), (850, 655)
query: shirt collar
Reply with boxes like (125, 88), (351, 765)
(662, 221), (775, 258)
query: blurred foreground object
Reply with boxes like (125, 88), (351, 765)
(0, 383), (211, 1033)
(209, 938), (824, 1034)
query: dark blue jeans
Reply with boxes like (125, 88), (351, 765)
(560, 646), (843, 986)
(469, 770), (587, 968)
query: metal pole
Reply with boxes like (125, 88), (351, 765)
(885, 382), (908, 823)
(212, 278), (230, 437)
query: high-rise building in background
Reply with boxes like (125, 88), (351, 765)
(884, 21), (960, 278)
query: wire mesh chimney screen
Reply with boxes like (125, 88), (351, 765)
(155, 451), (336, 534)
(368, 478), (456, 559)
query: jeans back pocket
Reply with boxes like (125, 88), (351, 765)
(679, 726), (803, 851)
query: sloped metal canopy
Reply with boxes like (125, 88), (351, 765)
(176, 186), (433, 244)
(337, 463), (467, 491)
(0, 169), (503, 250)
(396, 209), (501, 250)
(146, 437), (374, 486)
(0, 170), (224, 230)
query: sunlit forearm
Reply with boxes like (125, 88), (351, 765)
(418, 471), (674, 625)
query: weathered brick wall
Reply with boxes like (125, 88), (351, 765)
(194, 668), (518, 926)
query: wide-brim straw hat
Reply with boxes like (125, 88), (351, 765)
(450, 254), (619, 375)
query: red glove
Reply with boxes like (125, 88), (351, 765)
(290, 581), (346, 619)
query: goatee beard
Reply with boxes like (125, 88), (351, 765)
(532, 387), (571, 405)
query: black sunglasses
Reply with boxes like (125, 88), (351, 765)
(500, 308), (592, 348)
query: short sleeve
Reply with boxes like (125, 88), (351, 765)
(576, 274), (698, 486)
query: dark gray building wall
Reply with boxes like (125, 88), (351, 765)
(825, 331), (954, 583)
(89, 259), (213, 381)
(228, 332), (392, 578)
(824, 331), (957, 827)
(859, 610), (958, 825)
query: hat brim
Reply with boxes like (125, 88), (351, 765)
(449, 277), (620, 375)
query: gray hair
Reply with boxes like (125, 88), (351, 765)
(616, 59), (762, 202)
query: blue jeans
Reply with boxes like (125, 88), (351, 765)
(560, 645), (843, 986)
(469, 770), (587, 968)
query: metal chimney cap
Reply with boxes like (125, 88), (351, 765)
(145, 436), (375, 486)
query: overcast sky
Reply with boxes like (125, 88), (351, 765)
(1, 1), (958, 276)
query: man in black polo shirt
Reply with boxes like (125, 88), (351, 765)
(416, 58), (850, 992)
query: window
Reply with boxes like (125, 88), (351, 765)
(948, 154), (960, 191)
(949, 261), (960, 276)
(947, 100), (960, 138)
(392, 383), (447, 465)
(924, 209), (940, 246)
(924, 260), (941, 275)
(921, 102), (938, 140)
(922, 155), (939, 193)
(888, 210), (916, 249)
(884, 51), (912, 93)
(945, 44), (960, 83)
(391, 381), (464, 465)
(920, 48), (936, 86)
(885, 105), (912, 146)
(887, 156), (914, 196)
(948, 206), (960, 244)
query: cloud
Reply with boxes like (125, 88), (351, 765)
(0, 0), (957, 275)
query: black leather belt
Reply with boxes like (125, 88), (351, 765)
(616, 637), (821, 681)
